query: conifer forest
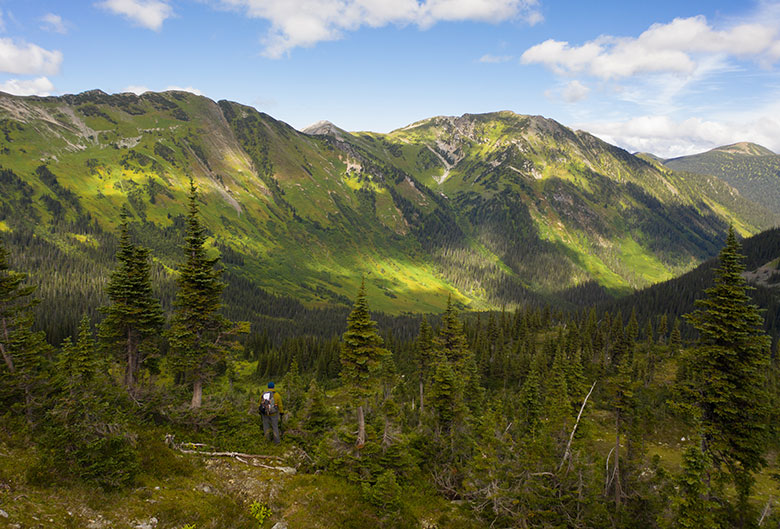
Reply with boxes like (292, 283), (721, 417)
(0, 90), (779, 529)
(2, 179), (779, 528)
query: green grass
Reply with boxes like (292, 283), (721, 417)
(0, 91), (774, 315)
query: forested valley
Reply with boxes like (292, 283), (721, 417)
(2, 179), (779, 529)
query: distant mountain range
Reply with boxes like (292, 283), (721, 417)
(663, 142), (780, 216)
(0, 89), (776, 325)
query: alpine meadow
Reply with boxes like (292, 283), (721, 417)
(2, 1), (780, 527)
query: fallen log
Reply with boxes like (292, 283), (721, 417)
(176, 447), (284, 460)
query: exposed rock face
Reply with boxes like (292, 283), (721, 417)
(301, 120), (348, 140)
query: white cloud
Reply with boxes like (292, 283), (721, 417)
(479, 53), (513, 63)
(0, 38), (62, 75)
(218, 0), (541, 58)
(123, 84), (204, 96)
(579, 114), (780, 158)
(165, 85), (203, 95)
(561, 80), (589, 102)
(124, 84), (150, 94)
(96, 0), (173, 31)
(521, 15), (780, 79)
(0, 76), (55, 96)
(544, 79), (590, 103)
(40, 13), (68, 34)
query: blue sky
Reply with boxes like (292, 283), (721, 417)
(1, 0), (780, 157)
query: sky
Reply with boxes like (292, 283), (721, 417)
(1, 0), (780, 158)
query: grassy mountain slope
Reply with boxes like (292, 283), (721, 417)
(603, 227), (780, 340)
(0, 91), (776, 328)
(664, 142), (780, 216)
(336, 112), (776, 295)
(0, 90), (464, 317)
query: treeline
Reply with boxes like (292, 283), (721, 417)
(272, 230), (778, 528)
(1, 176), (779, 527)
(603, 227), (780, 344)
(1, 181), (249, 489)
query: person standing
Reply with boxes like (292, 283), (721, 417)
(260, 382), (283, 443)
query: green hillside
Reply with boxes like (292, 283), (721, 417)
(664, 142), (780, 216)
(0, 90), (776, 339)
(356, 113), (776, 294)
(2, 93), (780, 529)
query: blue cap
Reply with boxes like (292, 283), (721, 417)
(268, 382), (275, 388)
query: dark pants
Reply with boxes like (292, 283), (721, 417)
(262, 413), (280, 443)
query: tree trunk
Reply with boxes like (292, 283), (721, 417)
(356, 404), (366, 448)
(24, 385), (33, 425)
(0, 342), (14, 372)
(125, 333), (136, 392)
(419, 379), (424, 414)
(614, 415), (622, 508)
(191, 377), (203, 409)
(1, 317), (15, 372)
(382, 414), (391, 449)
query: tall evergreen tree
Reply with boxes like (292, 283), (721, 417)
(428, 353), (459, 440)
(656, 314), (668, 345)
(546, 343), (570, 433)
(168, 181), (246, 408)
(339, 280), (391, 448)
(518, 352), (542, 436)
(669, 318), (682, 355)
(684, 227), (771, 515)
(99, 212), (164, 395)
(434, 296), (478, 386)
(0, 241), (52, 423)
(414, 316), (434, 415)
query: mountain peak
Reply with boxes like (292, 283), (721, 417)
(301, 120), (348, 138)
(709, 142), (775, 156)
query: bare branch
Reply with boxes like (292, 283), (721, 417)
(758, 496), (773, 526)
(559, 381), (596, 473)
(604, 446), (615, 495)
(174, 447), (283, 460)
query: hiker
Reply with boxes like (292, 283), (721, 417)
(260, 382), (284, 444)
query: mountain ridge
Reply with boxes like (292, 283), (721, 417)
(0, 89), (776, 340)
(663, 141), (780, 216)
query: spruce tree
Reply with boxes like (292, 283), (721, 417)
(414, 316), (434, 415)
(684, 227), (771, 512)
(519, 352), (543, 436)
(434, 296), (478, 386)
(168, 180), (246, 408)
(0, 241), (52, 423)
(51, 316), (139, 490)
(429, 296), (478, 453)
(428, 354), (459, 440)
(626, 308), (639, 344)
(300, 379), (333, 437)
(99, 212), (164, 395)
(58, 315), (104, 396)
(669, 318), (682, 354)
(280, 357), (305, 417)
(546, 343), (570, 433)
(656, 314), (668, 345)
(339, 280), (391, 448)
(672, 447), (718, 529)
(609, 349), (638, 509)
